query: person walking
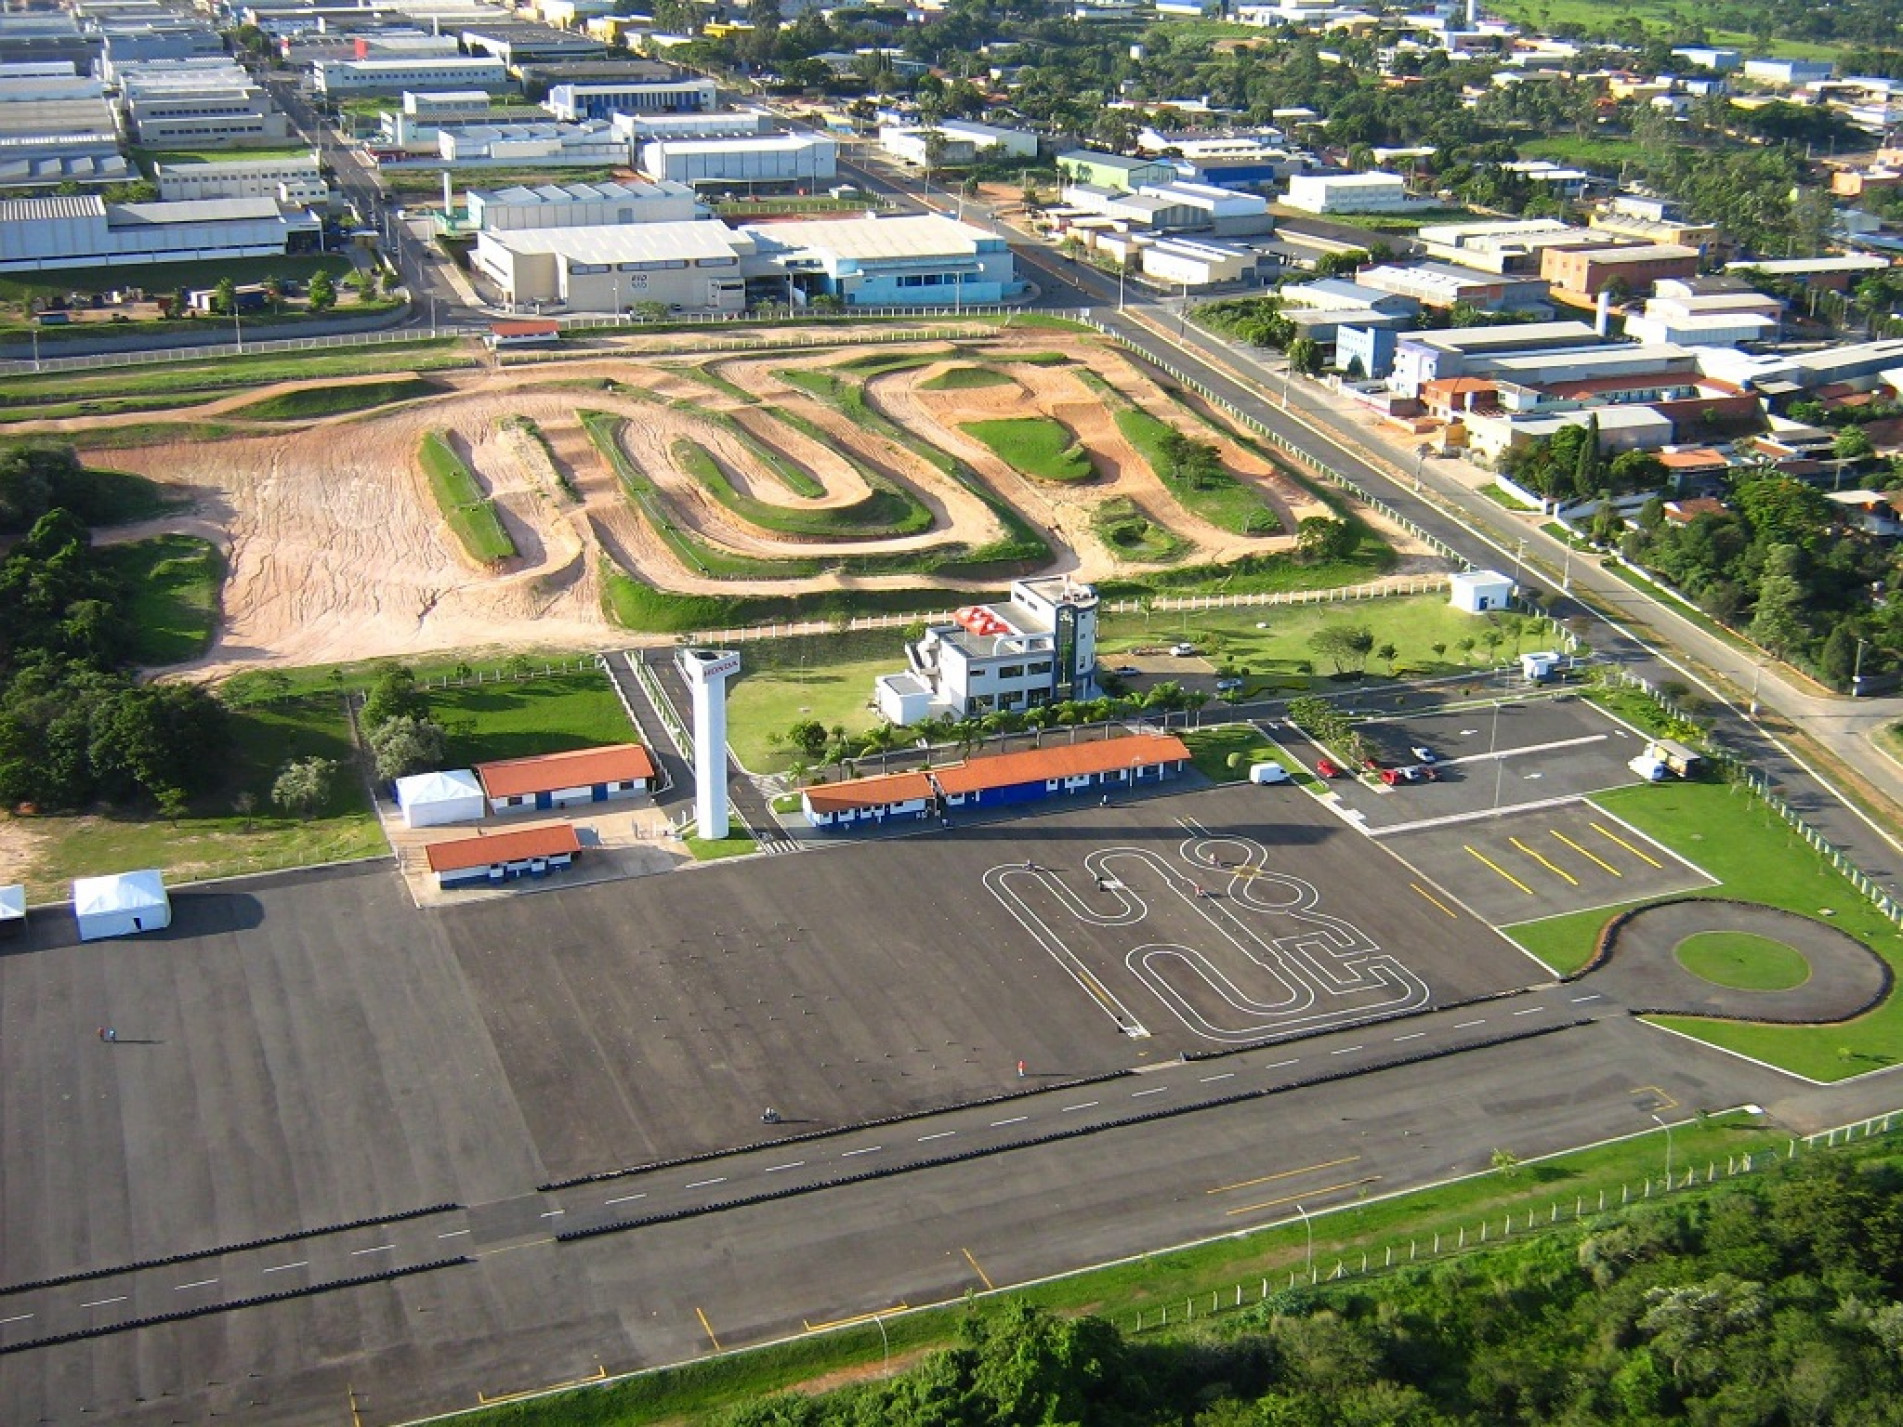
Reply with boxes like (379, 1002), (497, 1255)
(1017, 1059), (1027, 1079)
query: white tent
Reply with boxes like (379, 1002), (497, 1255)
(71, 870), (170, 942)
(395, 769), (486, 829)
(0, 884), (24, 936)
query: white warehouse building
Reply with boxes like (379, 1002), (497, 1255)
(611, 109), (768, 143)
(638, 132), (836, 188)
(1283, 171), (1410, 214)
(0, 193), (319, 272)
(155, 152), (328, 204)
(475, 218), (753, 311)
(437, 119), (625, 166)
(315, 56), (509, 97)
(466, 178), (706, 231)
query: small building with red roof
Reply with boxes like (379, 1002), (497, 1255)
(475, 743), (656, 815)
(424, 822), (581, 888)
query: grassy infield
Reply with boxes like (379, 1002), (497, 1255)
(418, 431), (517, 564)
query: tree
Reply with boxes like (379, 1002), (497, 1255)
(307, 269), (336, 313)
(1749, 544), (1810, 659)
(1308, 622), (1375, 674)
(786, 718), (829, 761)
(1834, 426), (1876, 464)
(1295, 516), (1358, 564)
(272, 757), (337, 818)
(1286, 336), (1323, 377)
(360, 662), (425, 731)
(212, 275), (238, 317)
(366, 713), (446, 780)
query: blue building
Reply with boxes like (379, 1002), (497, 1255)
(1337, 325), (1400, 380)
(545, 78), (716, 122)
(743, 214), (1019, 307)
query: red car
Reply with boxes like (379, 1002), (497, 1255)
(1316, 759), (1342, 779)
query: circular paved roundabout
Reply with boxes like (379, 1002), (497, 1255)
(1578, 899), (1891, 1022)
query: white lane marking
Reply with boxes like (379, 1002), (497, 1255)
(604, 1193), (645, 1206)
(763, 1161), (804, 1174)
(1571, 993), (1602, 1002)
(990, 1116), (1028, 1127)
(437, 1229), (471, 1239)
(349, 1244), (394, 1256)
(841, 1145), (882, 1157)
(1200, 1072), (1235, 1083)
(1264, 1059), (1299, 1070)
(1512, 1006), (1546, 1016)
(685, 1177), (728, 1190)
(0, 1312), (33, 1324)
(1062, 1101), (1100, 1112)
(261, 1262), (307, 1275)
(1330, 1045), (1365, 1055)
(1393, 1032), (1426, 1041)
(1454, 1020), (1486, 1029)
(173, 1279), (218, 1292)
(918, 1131), (956, 1142)
(1132, 1086), (1167, 1097)
(539, 1210), (566, 1218)
(79, 1297), (127, 1309)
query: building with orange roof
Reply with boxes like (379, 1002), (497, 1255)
(424, 822), (581, 888)
(474, 743), (656, 815)
(801, 770), (935, 830)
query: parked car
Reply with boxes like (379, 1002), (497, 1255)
(1112, 664), (1140, 676)
(1410, 745), (1437, 763)
(1316, 758), (1342, 779)
(1215, 677), (1243, 692)
(1249, 762), (1292, 785)
(1170, 642), (1199, 657)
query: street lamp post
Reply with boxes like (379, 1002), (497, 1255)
(1295, 1202), (1314, 1282)
(1749, 660), (1765, 719)
(1561, 537), (1573, 595)
(1511, 538), (1527, 606)
(1853, 635), (1866, 698)
(1491, 698), (1506, 811)
(1651, 1113), (1675, 1189)
(233, 304), (243, 355)
(1117, 260), (1126, 313)
(1178, 279), (1189, 338)
(1413, 443), (1430, 494)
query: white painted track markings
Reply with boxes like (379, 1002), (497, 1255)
(79, 1297), (127, 1309)
(1454, 1019), (1486, 1029)
(1062, 1101), (1100, 1113)
(1264, 1059), (1300, 1070)
(1571, 993), (1603, 1003)
(764, 1161), (804, 1174)
(685, 1177), (728, 1189)
(350, 1244), (395, 1256)
(1393, 1031), (1426, 1041)
(1132, 1086), (1167, 1097)
(990, 1116), (1027, 1127)
(1200, 1072), (1235, 1083)
(918, 1131), (956, 1142)
(841, 1145), (882, 1157)
(1330, 1045), (1364, 1055)
(1513, 1006), (1546, 1016)
(437, 1229), (471, 1239)
(539, 1210), (566, 1218)
(173, 1279), (217, 1291)
(260, 1262), (307, 1275)
(604, 1193), (645, 1206)
(0, 1313), (33, 1324)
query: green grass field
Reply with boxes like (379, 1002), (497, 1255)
(418, 431), (516, 564)
(101, 534), (223, 667)
(919, 365), (1014, 391)
(1674, 931), (1813, 991)
(685, 833), (759, 860)
(1504, 777), (1903, 1080)
(55, 420), (241, 451)
(0, 340), (474, 411)
(427, 671), (635, 767)
(229, 375), (438, 421)
(27, 463), (187, 526)
(0, 253), (356, 308)
(728, 648), (894, 773)
(1116, 408), (1280, 537)
(1090, 495), (1189, 564)
(962, 416), (1095, 483)
(19, 690), (382, 903)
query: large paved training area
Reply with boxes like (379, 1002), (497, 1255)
(0, 762), (1872, 1425)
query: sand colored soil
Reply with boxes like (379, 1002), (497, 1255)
(1, 331), (1440, 680)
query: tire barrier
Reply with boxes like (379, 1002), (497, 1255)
(536, 1073), (1140, 1193)
(0, 1257), (469, 1357)
(0, 1202), (460, 1298)
(553, 1021), (1592, 1244)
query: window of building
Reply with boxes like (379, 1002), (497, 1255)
(1026, 661), (1052, 676)
(995, 663), (1024, 679)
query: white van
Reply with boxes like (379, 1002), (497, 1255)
(1249, 762), (1292, 785)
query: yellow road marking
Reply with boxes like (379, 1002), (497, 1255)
(1510, 837), (1579, 886)
(1209, 1155), (1362, 1196)
(804, 1303), (910, 1332)
(478, 1365), (605, 1405)
(1224, 1176), (1382, 1217)
(961, 1246), (995, 1291)
(1464, 845), (1534, 894)
(1591, 821), (1663, 868)
(696, 1306), (723, 1352)
(1552, 830), (1620, 876)
(1632, 1085), (1679, 1110)
(1411, 883), (1458, 918)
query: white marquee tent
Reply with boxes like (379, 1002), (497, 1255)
(0, 883), (24, 937)
(395, 769), (486, 828)
(72, 869), (170, 942)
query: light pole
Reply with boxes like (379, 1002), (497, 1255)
(1280, 361), (1292, 410)
(1511, 537), (1526, 606)
(1651, 1113), (1674, 1188)
(233, 303), (243, 355)
(1561, 537), (1573, 595)
(29, 321), (39, 373)
(1491, 698), (1506, 811)
(1117, 260), (1126, 313)
(1853, 635), (1866, 698)
(1295, 1201), (1314, 1282)
(873, 1309), (890, 1368)
(1178, 279), (1189, 338)
(1749, 660), (1764, 719)
(1413, 443), (1430, 494)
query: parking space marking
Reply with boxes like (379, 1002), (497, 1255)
(1410, 883), (1458, 918)
(695, 1306), (723, 1352)
(962, 1247), (996, 1291)
(1224, 1176), (1382, 1217)
(1551, 830), (1620, 876)
(1509, 837), (1579, 886)
(1464, 845), (1534, 894)
(1591, 822), (1664, 868)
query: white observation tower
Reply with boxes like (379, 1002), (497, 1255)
(681, 648), (740, 840)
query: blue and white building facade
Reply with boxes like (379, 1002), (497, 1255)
(744, 213), (1016, 308)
